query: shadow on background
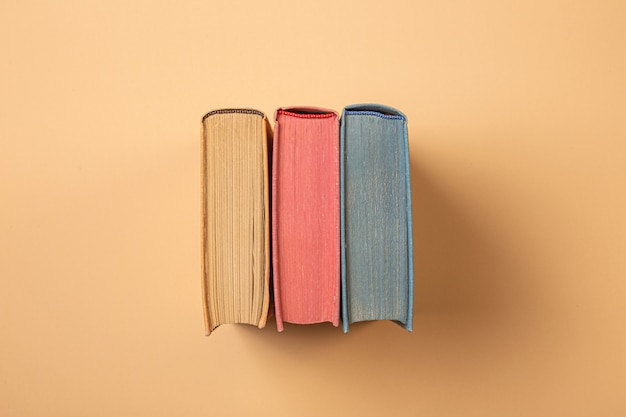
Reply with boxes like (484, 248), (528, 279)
(236, 130), (537, 386)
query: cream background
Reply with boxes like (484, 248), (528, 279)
(1, 1), (625, 416)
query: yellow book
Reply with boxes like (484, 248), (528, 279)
(201, 109), (272, 335)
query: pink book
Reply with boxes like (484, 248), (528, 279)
(272, 106), (340, 331)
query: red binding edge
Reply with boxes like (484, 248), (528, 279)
(277, 109), (334, 119)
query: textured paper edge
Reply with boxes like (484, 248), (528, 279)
(272, 106), (340, 331)
(201, 109), (270, 336)
(340, 104), (413, 333)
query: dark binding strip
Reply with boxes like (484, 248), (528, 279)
(202, 108), (265, 121)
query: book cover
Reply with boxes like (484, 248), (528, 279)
(201, 109), (271, 335)
(340, 104), (414, 332)
(272, 107), (341, 331)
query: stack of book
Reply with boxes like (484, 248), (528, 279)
(201, 104), (413, 335)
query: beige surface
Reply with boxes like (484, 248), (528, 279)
(1, 1), (625, 415)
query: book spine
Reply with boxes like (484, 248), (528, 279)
(340, 112), (349, 333)
(402, 115), (414, 332)
(272, 106), (340, 330)
(340, 104), (413, 332)
(201, 116), (211, 335)
(259, 114), (272, 330)
(272, 113), (284, 331)
(201, 109), (271, 335)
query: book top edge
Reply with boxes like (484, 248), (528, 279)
(277, 109), (336, 119)
(275, 106), (338, 120)
(342, 104), (407, 121)
(344, 110), (405, 121)
(202, 109), (265, 121)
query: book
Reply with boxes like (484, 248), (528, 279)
(201, 109), (272, 335)
(340, 104), (414, 332)
(272, 107), (341, 331)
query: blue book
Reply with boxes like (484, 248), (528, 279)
(340, 104), (414, 332)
